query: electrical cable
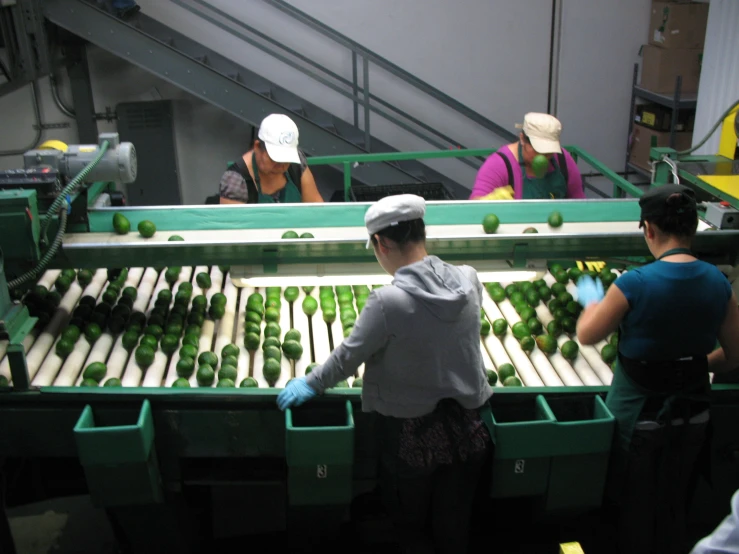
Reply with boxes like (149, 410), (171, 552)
(676, 98), (739, 155)
(8, 140), (110, 289)
(49, 73), (75, 118)
(0, 80), (42, 157)
(0, 58), (9, 81)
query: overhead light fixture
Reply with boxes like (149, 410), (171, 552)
(230, 262), (544, 288)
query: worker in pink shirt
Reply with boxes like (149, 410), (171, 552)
(469, 113), (585, 200)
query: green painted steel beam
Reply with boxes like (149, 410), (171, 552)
(306, 145), (641, 201)
(53, 200), (739, 269)
(567, 146), (644, 199)
(86, 200), (642, 231)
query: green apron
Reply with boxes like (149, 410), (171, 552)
(518, 143), (568, 199)
(251, 152), (302, 204)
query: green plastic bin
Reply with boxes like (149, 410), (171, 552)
(286, 401), (354, 506)
(74, 399), (163, 507)
(490, 395), (557, 498)
(545, 395), (615, 511)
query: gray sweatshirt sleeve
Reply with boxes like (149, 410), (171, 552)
(691, 489), (739, 554)
(305, 292), (388, 393)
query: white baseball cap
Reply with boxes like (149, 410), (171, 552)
(364, 194), (426, 248)
(257, 114), (301, 164)
(515, 113), (562, 154)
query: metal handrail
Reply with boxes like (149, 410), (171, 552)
(174, 0), (481, 171)
(168, 0), (510, 172)
(263, 0), (516, 143)
(304, 146), (643, 201)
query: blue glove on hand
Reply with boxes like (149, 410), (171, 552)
(277, 377), (317, 411)
(577, 275), (605, 308)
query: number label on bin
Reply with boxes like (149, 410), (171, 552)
(515, 459), (525, 474)
(317, 464), (328, 479)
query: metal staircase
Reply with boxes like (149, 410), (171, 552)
(42, 0), (513, 197)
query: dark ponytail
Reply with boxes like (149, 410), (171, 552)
(370, 218), (426, 248)
(647, 193), (698, 237)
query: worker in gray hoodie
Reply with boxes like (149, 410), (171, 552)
(278, 194), (493, 554)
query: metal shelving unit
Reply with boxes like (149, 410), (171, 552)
(624, 62), (698, 182)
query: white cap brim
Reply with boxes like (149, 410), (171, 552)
(264, 142), (301, 164)
(528, 135), (562, 155)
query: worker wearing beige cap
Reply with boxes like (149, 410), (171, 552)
(470, 113), (585, 200)
(219, 114), (323, 204)
(278, 194), (493, 553)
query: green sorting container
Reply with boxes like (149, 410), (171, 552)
(74, 399), (163, 507)
(285, 401), (354, 506)
(490, 395), (557, 498)
(544, 394), (615, 511)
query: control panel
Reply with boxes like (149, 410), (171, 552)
(705, 201), (739, 230)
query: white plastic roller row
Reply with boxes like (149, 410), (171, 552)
(106, 268), (152, 381)
(291, 290), (313, 380)
(480, 290), (547, 387)
(121, 267), (172, 387)
(231, 285), (253, 386)
(479, 270), (622, 388)
(71, 268), (146, 386)
(32, 271), (109, 387)
(0, 270), (62, 382)
(162, 266), (195, 387)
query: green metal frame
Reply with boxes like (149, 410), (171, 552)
(304, 145), (643, 201)
(58, 199), (738, 270)
(650, 146), (739, 207)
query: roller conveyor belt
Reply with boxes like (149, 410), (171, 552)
(0, 269), (618, 389)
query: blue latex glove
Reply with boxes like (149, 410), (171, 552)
(277, 377), (317, 411)
(577, 275), (604, 308)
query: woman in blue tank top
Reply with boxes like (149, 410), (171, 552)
(576, 184), (739, 554)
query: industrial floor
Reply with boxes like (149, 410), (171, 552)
(8, 494), (584, 554)
(8, 490), (720, 554)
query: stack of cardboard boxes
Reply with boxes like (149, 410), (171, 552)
(629, 1), (708, 170)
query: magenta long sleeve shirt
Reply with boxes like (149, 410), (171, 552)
(469, 146), (586, 199)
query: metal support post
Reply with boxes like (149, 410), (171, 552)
(343, 161), (351, 202)
(64, 37), (99, 143)
(351, 51), (358, 128)
(669, 76), (683, 150)
(362, 57), (370, 152)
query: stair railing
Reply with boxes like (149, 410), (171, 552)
(168, 0), (516, 171)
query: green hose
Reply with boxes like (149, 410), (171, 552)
(40, 140), (110, 237)
(676, 98), (739, 156)
(9, 140), (110, 289)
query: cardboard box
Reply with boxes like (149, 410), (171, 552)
(635, 103), (695, 132)
(649, 1), (709, 50)
(629, 124), (693, 170)
(640, 45), (702, 94)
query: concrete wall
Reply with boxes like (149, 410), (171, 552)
(1, 0), (655, 203)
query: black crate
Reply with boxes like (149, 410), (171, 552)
(349, 182), (455, 202)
